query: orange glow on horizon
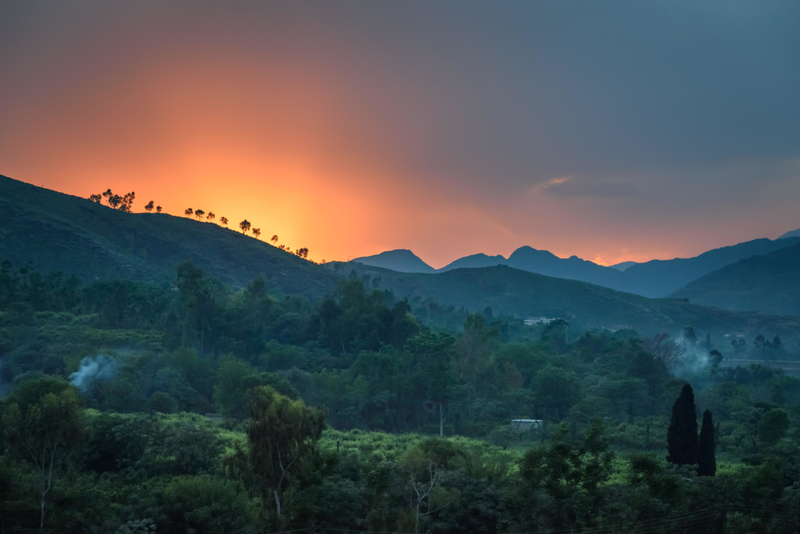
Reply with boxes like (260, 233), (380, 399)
(3, 3), (794, 271)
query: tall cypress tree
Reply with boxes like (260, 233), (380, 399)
(697, 409), (716, 476)
(667, 383), (698, 465)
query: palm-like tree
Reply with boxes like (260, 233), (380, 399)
(239, 219), (251, 234)
(185, 208), (193, 217)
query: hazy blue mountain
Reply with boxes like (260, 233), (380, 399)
(352, 249), (436, 273)
(438, 253), (508, 271)
(669, 242), (800, 316)
(505, 246), (623, 287)
(437, 237), (800, 298)
(778, 228), (800, 239)
(608, 261), (637, 271)
(340, 261), (800, 346)
(617, 237), (800, 297)
(0, 175), (339, 297)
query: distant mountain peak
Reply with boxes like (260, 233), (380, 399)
(438, 252), (507, 272)
(779, 228), (800, 240)
(351, 249), (435, 273)
(608, 261), (637, 271)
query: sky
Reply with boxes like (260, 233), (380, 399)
(1, 1), (799, 268)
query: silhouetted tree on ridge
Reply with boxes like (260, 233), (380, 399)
(195, 209), (205, 220)
(239, 220), (251, 234)
(94, 189), (134, 212)
(185, 208), (193, 217)
(145, 201), (155, 212)
(207, 212), (215, 221)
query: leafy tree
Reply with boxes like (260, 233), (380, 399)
(156, 205), (162, 213)
(271, 235), (278, 244)
(516, 421), (614, 531)
(207, 212), (215, 221)
(682, 326), (697, 347)
(731, 338), (747, 355)
(709, 350), (723, 374)
(455, 313), (499, 387)
(532, 366), (582, 420)
(213, 356), (298, 420)
(697, 409), (716, 476)
(120, 191), (135, 212)
(666, 383), (697, 466)
(185, 208), (193, 217)
(233, 386), (326, 531)
(409, 331), (458, 436)
(144, 200), (155, 212)
(157, 475), (256, 534)
(2, 383), (87, 529)
(239, 219), (251, 234)
(89, 193), (101, 203)
(99, 189), (135, 212)
(253, 228), (261, 239)
(759, 408), (789, 447)
(195, 209), (205, 220)
(220, 216), (228, 225)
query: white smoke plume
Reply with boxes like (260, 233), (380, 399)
(69, 355), (118, 392)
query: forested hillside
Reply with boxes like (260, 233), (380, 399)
(1, 259), (799, 532)
(0, 175), (338, 296)
(338, 261), (800, 349)
(670, 242), (800, 316)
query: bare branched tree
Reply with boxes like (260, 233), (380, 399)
(643, 333), (686, 369)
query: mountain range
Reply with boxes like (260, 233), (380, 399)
(3, 174), (800, 347)
(354, 235), (800, 299)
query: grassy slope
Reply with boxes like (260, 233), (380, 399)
(340, 262), (800, 345)
(0, 175), (339, 297)
(669, 242), (800, 316)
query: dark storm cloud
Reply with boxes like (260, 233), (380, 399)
(3, 0), (798, 191)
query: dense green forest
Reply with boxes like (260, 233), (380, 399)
(1, 260), (799, 533)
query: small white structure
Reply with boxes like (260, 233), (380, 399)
(511, 419), (542, 431)
(524, 317), (559, 326)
